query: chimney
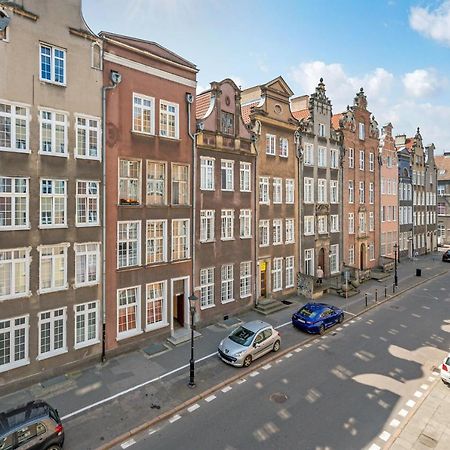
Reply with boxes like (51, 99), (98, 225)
(290, 95), (309, 113)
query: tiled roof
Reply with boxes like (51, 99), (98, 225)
(292, 109), (310, 121)
(196, 91), (212, 119)
(404, 138), (414, 150)
(331, 113), (343, 130)
(435, 155), (450, 181)
(241, 101), (259, 124)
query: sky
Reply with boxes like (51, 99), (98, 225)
(83, 0), (450, 152)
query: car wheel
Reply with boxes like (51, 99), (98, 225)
(319, 324), (325, 335)
(272, 340), (281, 352)
(243, 355), (252, 367)
(338, 313), (344, 324)
(45, 446), (61, 450)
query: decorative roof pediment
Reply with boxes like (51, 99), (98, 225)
(263, 76), (294, 98)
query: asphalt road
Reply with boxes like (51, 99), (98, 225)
(121, 273), (450, 450)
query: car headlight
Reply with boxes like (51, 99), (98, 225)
(234, 351), (245, 358)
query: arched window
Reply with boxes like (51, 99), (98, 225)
(0, 10), (10, 42)
(403, 168), (409, 177)
(91, 42), (102, 70)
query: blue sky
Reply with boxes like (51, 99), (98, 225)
(83, 0), (450, 151)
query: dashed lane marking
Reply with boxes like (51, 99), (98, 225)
(420, 384), (429, 390)
(389, 418), (400, 428)
(414, 391), (423, 398)
(336, 327), (344, 331)
(428, 376), (435, 382)
(148, 428), (159, 436)
(379, 431), (391, 442)
(285, 353), (293, 358)
(187, 403), (200, 412)
(406, 399), (416, 408)
(368, 444), (381, 450)
(262, 364), (272, 370)
(249, 371), (260, 377)
(236, 379), (246, 384)
(398, 409), (408, 417)
(344, 311), (356, 316)
(294, 348), (302, 352)
(221, 386), (232, 393)
(205, 395), (216, 402)
(121, 439), (136, 449)
(274, 321), (292, 330)
(168, 414), (181, 423)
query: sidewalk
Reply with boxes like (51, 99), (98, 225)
(389, 377), (450, 449)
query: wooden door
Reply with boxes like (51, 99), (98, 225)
(176, 294), (184, 327)
(260, 265), (267, 297)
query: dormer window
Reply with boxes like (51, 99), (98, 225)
(0, 10), (10, 42)
(358, 122), (365, 140)
(221, 111), (234, 135)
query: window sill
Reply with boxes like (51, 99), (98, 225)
(0, 147), (31, 154)
(221, 189), (234, 192)
(221, 238), (235, 242)
(37, 348), (68, 361)
(272, 288), (282, 293)
(37, 286), (68, 295)
(159, 135), (180, 142)
(273, 202), (283, 205)
(171, 258), (191, 264)
(285, 284), (295, 289)
(39, 78), (67, 88)
(39, 225), (68, 230)
(0, 291), (32, 302)
(285, 241), (295, 245)
(145, 321), (169, 333)
(117, 265), (142, 272)
(0, 225), (31, 231)
(240, 294), (252, 299)
(38, 151), (69, 158)
(265, 153), (276, 157)
(75, 222), (101, 228)
(74, 281), (100, 289)
(200, 188), (215, 192)
(240, 236), (252, 240)
(74, 154), (101, 161)
(74, 339), (100, 350)
(200, 239), (215, 244)
(118, 202), (143, 207)
(0, 358), (30, 373)
(116, 329), (143, 341)
(131, 130), (156, 138)
(221, 298), (235, 304)
(200, 303), (216, 311)
(259, 244), (269, 248)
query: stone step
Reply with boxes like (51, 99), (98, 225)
(254, 300), (290, 316)
(166, 329), (201, 346)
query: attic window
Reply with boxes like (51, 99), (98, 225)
(221, 111), (234, 136)
(0, 11), (10, 42)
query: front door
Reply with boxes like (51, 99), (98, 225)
(260, 262), (267, 298)
(318, 248), (325, 275)
(173, 293), (184, 327)
(360, 244), (366, 270)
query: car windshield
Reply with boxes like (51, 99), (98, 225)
(298, 306), (319, 319)
(229, 326), (255, 347)
(446, 357), (450, 365)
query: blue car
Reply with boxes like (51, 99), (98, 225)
(292, 302), (344, 335)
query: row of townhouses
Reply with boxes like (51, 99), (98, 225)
(0, 0), (439, 389)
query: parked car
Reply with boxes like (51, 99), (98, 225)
(440, 353), (450, 384)
(292, 302), (344, 334)
(442, 250), (450, 262)
(0, 400), (64, 450)
(218, 320), (281, 367)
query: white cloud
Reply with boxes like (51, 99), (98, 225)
(402, 69), (444, 98)
(229, 75), (246, 90)
(409, 1), (450, 46)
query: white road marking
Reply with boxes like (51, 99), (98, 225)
(221, 386), (232, 393)
(121, 439), (136, 449)
(414, 391), (423, 398)
(420, 384), (429, 390)
(274, 321), (292, 330)
(285, 353), (293, 358)
(343, 324), (350, 327)
(336, 327), (343, 331)
(379, 337), (388, 342)
(304, 343), (312, 348)
(379, 431), (391, 442)
(428, 376), (435, 382)
(368, 444), (381, 450)
(350, 320), (356, 324)
(294, 348), (302, 352)
(255, 382), (263, 389)
(205, 395), (216, 402)
(321, 335), (327, 339)
(262, 364), (272, 370)
(276, 358), (283, 363)
(236, 379), (246, 384)
(169, 414), (181, 423)
(356, 317), (362, 320)
(187, 403), (200, 412)
(406, 399), (416, 408)
(250, 371), (260, 377)
(411, 313), (421, 318)
(389, 419), (400, 428)
(148, 428), (159, 436)
(344, 311), (356, 316)
(398, 409), (408, 417)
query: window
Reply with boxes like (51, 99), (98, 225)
(39, 244), (68, 293)
(240, 262), (251, 298)
(221, 111), (234, 135)
(200, 157), (215, 191)
(330, 215), (339, 232)
(273, 178), (282, 203)
(38, 308), (66, 358)
(172, 164), (189, 205)
(146, 281), (167, 330)
(117, 221), (140, 268)
(146, 220), (167, 264)
(221, 160), (234, 191)
(221, 209), (234, 240)
(304, 178), (314, 203)
(318, 179), (327, 203)
(0, 102), (29, 152)
(266, 134), (276, 155)
(348, 246), (355, 265)
(239, 209), (252, 239)
(318, 146), (327, 168)
(330, 148), (338, 169)
(200, 210), (215, 243)
(369, 212), (374, 231)
(91, 42), (102, 69)
(304, 216), (314, 235)
(348, 148), (354, 168)
(285, 256), (295, 288)
(285, 179), (294, 204)
(369, 152), (374, 172)
(285, 218), (295, 243)
(200, 267), (214, 309)
(259, 177), (269, 204)
(369, 243), (375, 261)
(160, 100), (179, 139)
(40, 44), (66, 84)
(273, 219), (282, 245)
(117, 286), (140, 339)
(358, 122), (365, 140)
(76, 181), (99, 226)
(318, 123), (325, 137)
(40, 179), (66, 228)
(369, 182), (374, 204)
(74, 301), (99, 349)
(359, 181), (365, 204)
(240, 162), (251, 192)
(348, 213), (354, 234)
(119, 160), (141, 205)
(279, 137), (288, 157)
(133, 94), (154, 135)
(0, 177), (28, 229)
(0, 315), (29, 372)
(304, 249), (314, 276)
(40, 110), (68, 156)
(0, 248), (30, 300)
(259, 220), (269, 246)
(330, 244), (339, 274)
(359, 212), (366, 233)
(318, 216), (327, 234)
(359, 150), (365, 170)
(172, 219), (190, 260)
(75, 115), (100, 159)
(0, 11), (9, 42)
(75, 243), (100, 287)
(330, 180), (338, 203)
(272, 258), (282, 292)
(348, 180), (354, 204)
(221, 264), (234, 303)
(304, 143), (313, 165)
(147, 161), (166, 205)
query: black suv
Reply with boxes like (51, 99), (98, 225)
(0, 400), (64, 450)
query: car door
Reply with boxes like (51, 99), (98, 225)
(261, 328), (275, 355)
(321, 309), (334, 328)
(252, 330), (268, 359)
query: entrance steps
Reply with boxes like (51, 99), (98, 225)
(254, 298), (290, 316)
(166, 328), (201, 346)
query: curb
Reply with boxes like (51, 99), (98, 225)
(98, 269), (448, 450)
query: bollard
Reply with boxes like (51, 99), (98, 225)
(384, 286), (387, 298)
(375, 289), (378, 302)
(365, 293), (368, 308)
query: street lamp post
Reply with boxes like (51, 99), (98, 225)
(188, 293), (198, 388)
(393, 243), (398, 287)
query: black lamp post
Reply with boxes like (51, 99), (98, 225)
(188, 293), (198, 388)
(393, 243), (398, 287)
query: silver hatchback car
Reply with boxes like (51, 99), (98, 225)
(218, 320), (281, 367)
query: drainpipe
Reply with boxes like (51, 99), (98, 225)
(101, 70), (122, 363)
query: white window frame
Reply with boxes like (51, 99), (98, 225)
(348, 246), (355, 265)
(200, 157), (215, 191)
(259, 220), (269, 247)
(273, 178), (282, 204)
(38, 243), (69, 294)
(40, 178), (67, 228)
(75, 114), (101, 160)
(285, 218), (295, 244)
(285, 179), (294, 204)
(348, 213), (355, 234)
(117, 221), (141, 269)
(37, 307), (67, 360)
(171, 163), (190, 205)
(318, 215), (327, 234)
(146, 219), (167, 264)
(304, 178), (314, 203)
(146, 281), (168, 331)
(74, 242), (100, 288)
(329, 244), (339, 274)
(369, 152), (374, 172)
(359, 150), (365, 170)
(240, 162), (251, 192)
(304, 215), (314, 236)
(221, 209), (234, 241)
(330, 215), (339, 233)
(0, 247), (31, 301)
(359, 212), (366, 233)
(221, 264), (234, 304)
(318, 123), (325, 137)
(221, 160), (234, 191)
(330, 180), (338, 204)
(119, 159), (142, 205)
(348, 148), (354, 168)
(330, 148), (338, 169)
(369, 182), (374, 204)
(117, 286), (142, 340)
(39, 43), (66, 85)
(348, 180), (354, 204)
(74, 301), (100, 349)
(304, 249), (314, 276)
(266, 134), (276, 155)
(200, 267), (215, 309)
(259, 176), (270, 204)
(272, 257), (283, 292)
(318, 146), (327, 168)
(76, 180), (100, 227)
(240, 261), (252, 298)
(358, 122), (365, 140)
(0, 315), (29, 373)
(172, 219), (190, 260)
(39, 109), (68, 157)
(0, 176), (29, 230)
(273, 219), (283, 245)
(369, 243), (375, 261)
(200, 210), (215, 243)
(285, 256), (295, 288)
(279, 137), (289, 157)
(159, 100), (179, 139)
(146, 160), (167, 205)
(0, 100), (30, 153)
(304, 143), (313, 166)
(132, 93), (155, 135)
(359, 181), (365, 204)
(239, 209), (252, 239)
(318, 179), (327, 204)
